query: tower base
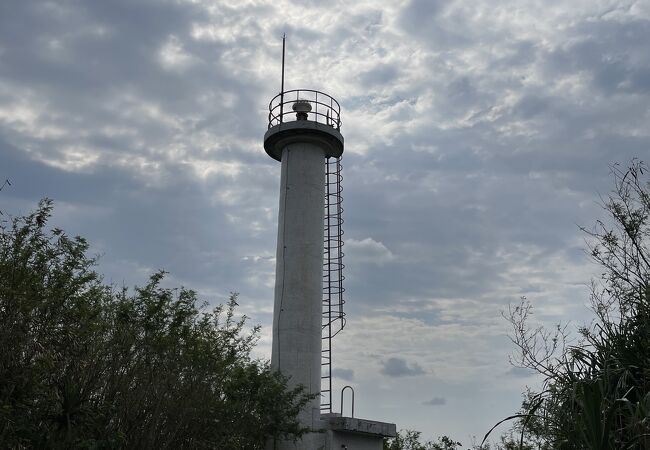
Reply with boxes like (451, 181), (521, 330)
(267, 414), (396, 450)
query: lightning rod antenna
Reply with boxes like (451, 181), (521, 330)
(280, 33), (286, 123)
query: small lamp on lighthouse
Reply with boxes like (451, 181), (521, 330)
(293, 99), (312, 120)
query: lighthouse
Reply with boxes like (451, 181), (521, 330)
(264, 89), (343, 449)
(264, 42), (395, 450)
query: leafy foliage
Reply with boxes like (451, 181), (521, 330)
(0, 200), (310, 449)
(383, 429), (461, 450)
(499, 161), (650, 449)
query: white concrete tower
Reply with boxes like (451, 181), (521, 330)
(264, 91), (344, 449)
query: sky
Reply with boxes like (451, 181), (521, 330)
(1, 0), (649, 444)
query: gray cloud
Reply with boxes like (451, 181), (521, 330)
(358, 64), (399, 87)
(400, 0), (449, 25)
(423, 396), (446, 406)
(332, 368), (355, 381)
(380, 357), (426, 377)
(507, 367), (536, 379)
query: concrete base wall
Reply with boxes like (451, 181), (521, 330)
(267, 415), (395, 450)
(267, 430), (385, 450)
(267, 431), (327, 450)
(327, 430), (384, 450)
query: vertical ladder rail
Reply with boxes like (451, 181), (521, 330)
(321, 156), (346, 413)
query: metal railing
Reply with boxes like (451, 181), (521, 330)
(268, 89), (342, 130)
(340, 385), (355, 418)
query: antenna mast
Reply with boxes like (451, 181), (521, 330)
(280, 34), (286, 123)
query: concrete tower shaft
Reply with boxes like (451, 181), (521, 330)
(273, 141), (325, 427)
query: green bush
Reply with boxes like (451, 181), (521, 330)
(0, 200), (310, 449)
(499, 161), (650, 449)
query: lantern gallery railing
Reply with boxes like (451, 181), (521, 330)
(268, 89), (341, 130)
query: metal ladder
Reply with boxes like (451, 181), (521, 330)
(321, 156), (346, 413)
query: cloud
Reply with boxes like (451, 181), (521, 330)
(332, 368), (355, 381)
(358, 64), (400, 87)
(345, 237), (394, 266)
(507, 367), (537, 379)
(398, 0), (451, 32)
(380, 357), (426, 377)
(423, 396), (446, 406)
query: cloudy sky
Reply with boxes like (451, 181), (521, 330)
(1, 0), (649, 444)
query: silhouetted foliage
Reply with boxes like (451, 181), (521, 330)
(383, 429), (461, 450)
(0, 178), (10, 217)
(494, 161), (650, 449)
(0, 199), (311, 449)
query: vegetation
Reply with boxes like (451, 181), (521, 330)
(382, 429), (532, 450)
(0, 200), (310, 449)
(389, 162), (650, 449)
(491, 161), (650, 449)
(383, 430), (461, 450)
(4, 159), (649, 449)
